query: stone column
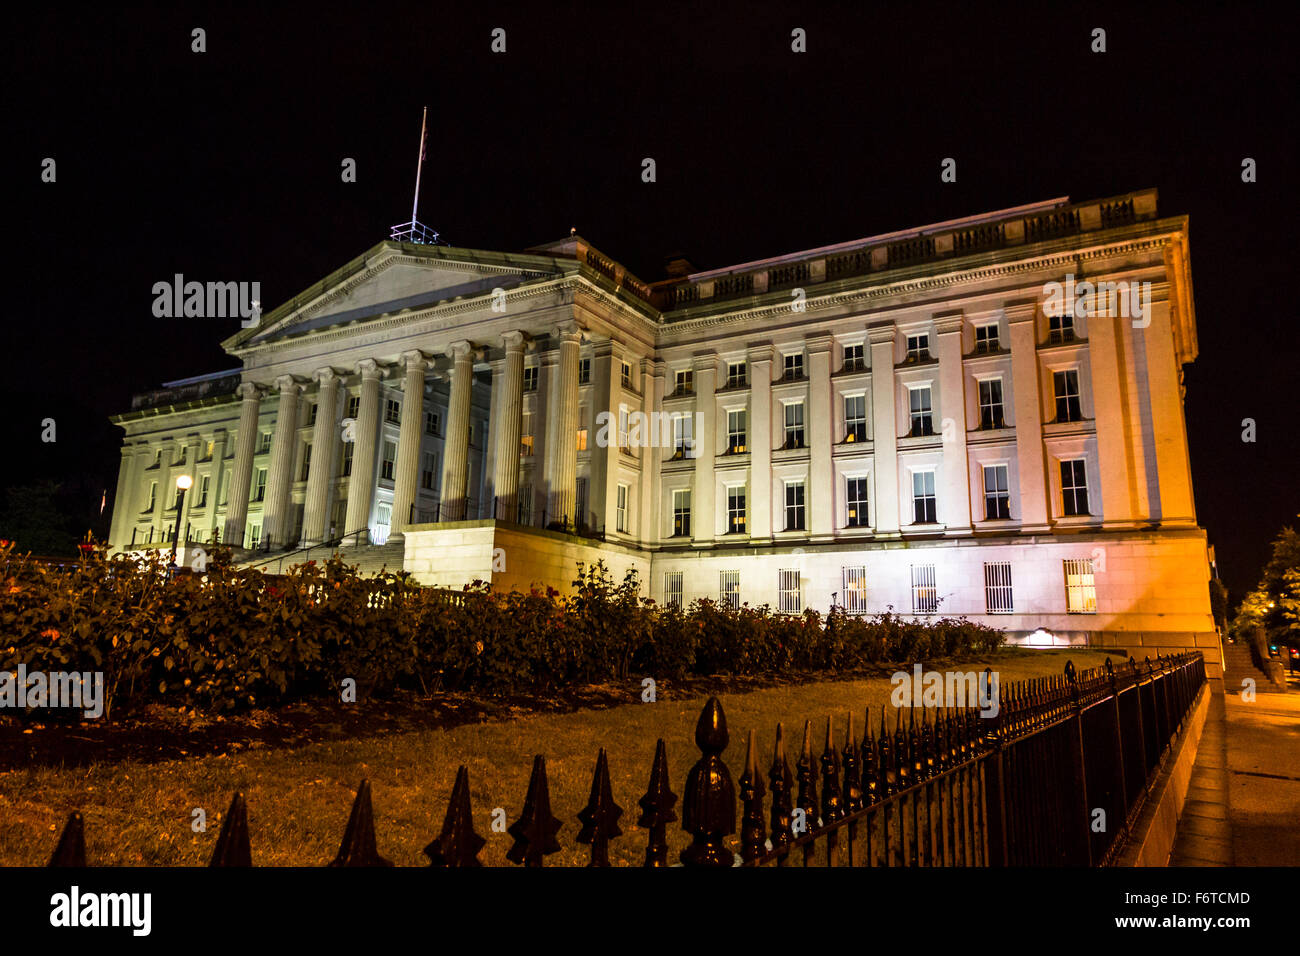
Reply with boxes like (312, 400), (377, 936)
(207, 427), (228, 542)
(302, 367), (341, 545)
(868, 323), (900, 535)
(935, 313), (972, 535)
(224, 382), (263, 546)
(109, 444), (136, 551)
(692, 353), (717, 544)
(178, 434), (202, 546)
(390, 351), (428, 536)
(544, 326), (582, 525)
(1089, 309), (1138, 528)
(343, 359), (383, 542)
(748, 344), (774, 541)
(590, 338), (624, 534)
(640, 359), (665, 544)
(1008, 303), (1050, 531)
(261, 375), (302, 550)
(439, 341), (476, 520)
(807, 332), (834, 537)
(154, 437), (176, 542)
(1142, 297), (1197, 526)
(491, 331), (527, 521)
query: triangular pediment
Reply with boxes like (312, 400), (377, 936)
(223, 241), (568, 351)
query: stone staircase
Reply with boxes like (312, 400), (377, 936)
(331, 540), (408, 578)
(1221, 638), (1270, 687)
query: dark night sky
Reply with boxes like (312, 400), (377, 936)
(6, 1), (1296, 600)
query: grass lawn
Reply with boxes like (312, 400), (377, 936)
(0, 647), (1113, 867)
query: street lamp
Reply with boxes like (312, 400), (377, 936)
(170, 475), (193, 564)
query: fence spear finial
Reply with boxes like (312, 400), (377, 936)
(739, 729), (767, 862)
(577, 748), (623, 867)
(330, 779), (393, 867)
(209, 792), (252, 866)
(637, 738), (678, 867)
(507, 755), (563, 866)
(769, 723), (795, 851)
(425, 766), (485, 867)
(680, 697), (736, 867)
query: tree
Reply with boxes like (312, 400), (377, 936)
(1231, 527), (1300, 647)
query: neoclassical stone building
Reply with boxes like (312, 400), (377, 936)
(109, 188), (1221, 675)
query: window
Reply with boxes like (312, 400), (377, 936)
(1049, 313), (1075, 344)
(616, 484), (629, 533)
(727, 486), (747, 534)
(978, 379), (1005, 429)
(257, 432), (272, 454)
(381, 441), (397, 481)
(783, 402), (805, 449)
(912, 470), (937, 524)
(518, 483), (533, 524)
(1060, 459), (1090, 516)
(983, 464), (1011, 520)
(617, 407), (629, 451)
(341, 441), (354, 477)
(384, 399), (401, 424)
(253, 468), (267, 501)
(975, 324), (1000, 353)
(521, 413), (534, 456)
(308, 404), (318, 427)
(197, 474), (210, 506)
(842, 566), (868, 614)
(575, 478), (588, 526)
(911, 564), (938, 613)
(152, 450), (162, 468)
(906, 334), (931, 362)
(146, 481), (157, 512)
(347, 395), (360, 420)
(425, 411), (438, 435)
(248, 522), (261, 549)
(843, 343), (865, 372)
(468, 423), (475, 445)
(672, 414), (693, 459)
(908, 385), (934, 436)
(846, 477), (869, 527)
(1064, 558), (1097, 613)
(220, 470), (230, 505)
(621, 361), (633, 388)
(522, 366), (538, 392)
(844, 394), (867, 442)
(300, 443), (312, 482)
(726, 409), (747, 453)
(664, 571), (684, 608)
(674, 369), (693, 395)
(784, 480), (806, 531)
(578, 358), (591, 385)
(1053, 370), (1082, 422)
(673, 489), (691, 536)
(782, 352), (804, 381)
(720, 570), (741, 608)
(374, 503), (391, 544)
(421, 452), (436, 490)
(203, 439), (215, 461)
(984, 562), (1014, 613)
(726, 361), (747, 389)
(576, 426), (587, 451)
(778, 569), (802, 614)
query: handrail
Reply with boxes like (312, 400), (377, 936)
(243, 527), (373, 574)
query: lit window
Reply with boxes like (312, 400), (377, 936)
(674, 369), (693, 395)
(673, 489), (691, 537)
(1064, 558), (1097, 613)
(616, 484), (629, 533)
(672, 414), (694, 459)
(727, 409), (747, 453)
(842, 567), (868, 614)
(905, 334), (931, 362)
(846, 477), (869, 527)
(844, 394), (867, 442)
(783, 402), (805, 449)
(727, 486), (747, 534)
(911, 564), (938, 613)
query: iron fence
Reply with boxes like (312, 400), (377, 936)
(43, 651), (1203, 867)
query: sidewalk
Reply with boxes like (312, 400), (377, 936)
(1169, 657), (1300, 866)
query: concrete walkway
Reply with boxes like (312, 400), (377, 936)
(1169, 642), (1300, 866)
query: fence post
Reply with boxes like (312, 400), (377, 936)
(680, 697), (737, 867)
(577, 748), (623, 867)
(637, 739), (678, 867)
(209, 792), (252, 867)
(739, 730), (767, 863)
(981, 668), (1010, 866)
(425, 765), (485, 867)
(768, 724), (794, 862)
(506, 755), (563, 866)
(1064, 661), (1093, 866)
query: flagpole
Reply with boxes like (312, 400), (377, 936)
(411, 106), (427, 225)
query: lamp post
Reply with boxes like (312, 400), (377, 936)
(170, 474), (193, 565)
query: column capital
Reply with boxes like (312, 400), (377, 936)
(500, 330), (531, 352)
(312, 367), (340, 385)
(236, 382), (265, 402)
(446, 340), (478, 360)
(356, 358), (382, 379)
(933, 310), (965, 336)
(551, 322), (586, 345)
(747, 342), (776, 364)
(274, 374), (303, 395)
(400, 350), (430, 371)
(867, 322), (897, 345)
